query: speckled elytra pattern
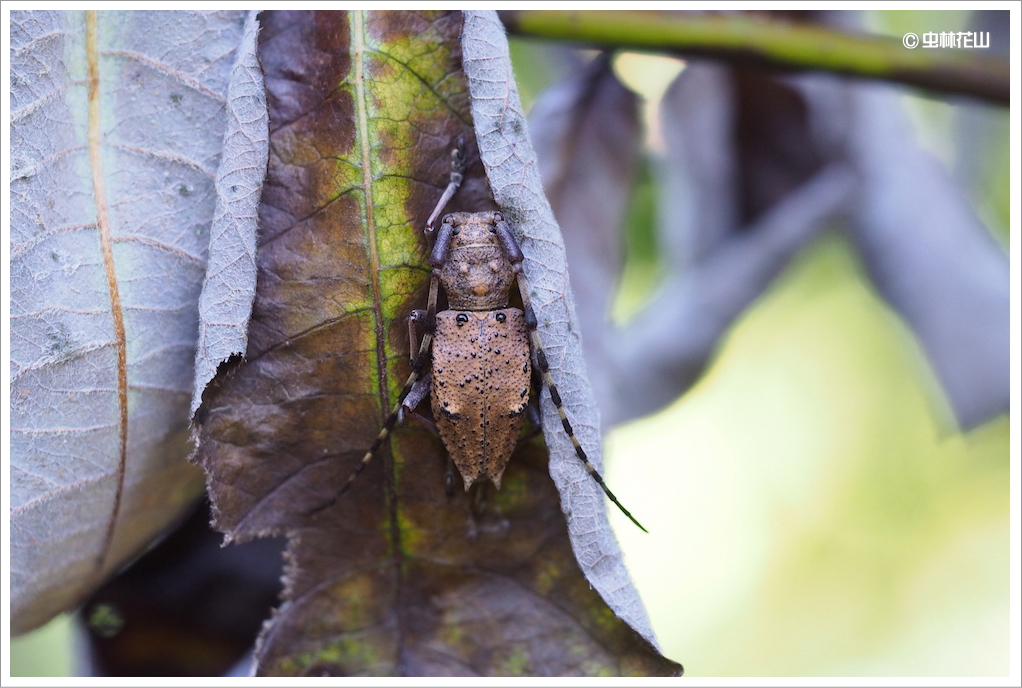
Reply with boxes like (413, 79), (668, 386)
(432, 308), (530, 489)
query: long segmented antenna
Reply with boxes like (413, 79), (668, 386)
(492, 215), (648, 533)
(425, 137), (466, 233)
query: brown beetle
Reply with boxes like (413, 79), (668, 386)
(325, 142), (645, 531)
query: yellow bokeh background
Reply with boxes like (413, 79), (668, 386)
(591, 11), (1011, 675)
(606, 236), (1009, 676)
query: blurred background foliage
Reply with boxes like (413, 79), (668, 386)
(512, 8), (1010, 678)
(11, 9), (1011, 677)
(606, 235), (1008, 675)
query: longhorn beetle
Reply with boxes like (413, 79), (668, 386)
(325, 140), (646, 532)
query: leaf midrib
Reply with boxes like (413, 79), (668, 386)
(85, 10), (129, 582)
(351, 9), (406, 645)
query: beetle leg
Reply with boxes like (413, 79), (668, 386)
(400, 372), (432, 421)
(307, 338), (434, 515)
(400, 309), (431, 423)
(470, 481), (488, 518)
(514, 395), (544, 451)
(408, 309), (427, 362)
(513, 365), (544, 451)
(526, 381), (543, 429)
(493, 216), (648, 533)
(310, 221), (456, 514)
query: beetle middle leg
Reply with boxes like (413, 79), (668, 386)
(512, 373), (544, 452)
(399, 309), (433, 422)
(307, 267), (443, 515)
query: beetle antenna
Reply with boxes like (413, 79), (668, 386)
(492, 217), (647, 532)
(425, 136), (466, 233)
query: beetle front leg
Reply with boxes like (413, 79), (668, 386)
(493, 214), (648, 533)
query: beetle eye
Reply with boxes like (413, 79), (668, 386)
(488, 224), (497, 233)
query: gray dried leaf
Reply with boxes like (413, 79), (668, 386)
(656, 62), (740, 268)
(461, 10), (659, 650)
(806, 11), (1010, 428)
(9, 9), (247, 634)
(192, 10), (267, 416)
(606, 163), (854, 425)
(599, 63), (853, 426)
(528, 53), (642, 408)
(846, 86), (1009, 429)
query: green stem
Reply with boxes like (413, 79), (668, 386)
(499, 11), (1008, 105)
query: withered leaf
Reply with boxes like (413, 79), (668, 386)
(194, 10), (679, 676)
(594, 61), (854, 426)
(192, 10), (268, 418)
(845, 84), (1010, 430)
(527, 52), (642, 423)
(461, 10), (668, 654)
(10, 9), (248, 634)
